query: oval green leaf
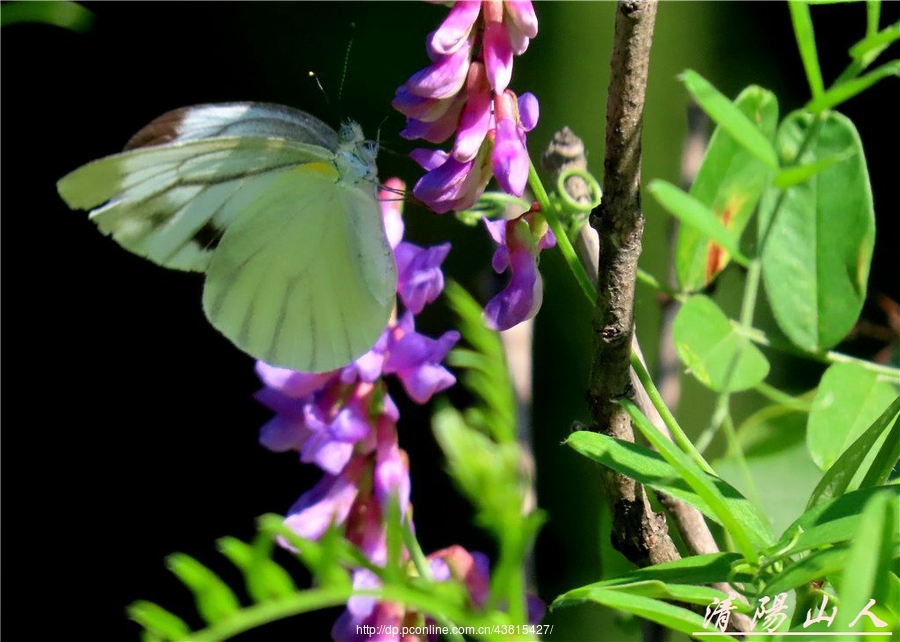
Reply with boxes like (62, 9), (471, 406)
(759, 111), (875, 352)
(672, 295), (770, 392)
(676, 86), (779, 291)
(806, 362), (899, 471)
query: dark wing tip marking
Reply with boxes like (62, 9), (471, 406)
(124, 108), (191, 150)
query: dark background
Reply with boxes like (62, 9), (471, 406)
(3, 2), (897, 639)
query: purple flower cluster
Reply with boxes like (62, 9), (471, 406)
(255, 179), (505, 640)
(395, 1), (551, 331)
(394, 0), (539, 214)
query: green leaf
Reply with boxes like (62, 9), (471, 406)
(759, 111), (875, 351)
(779, 486), (899, 554)
(566, 431), (773, 548)
(772, 149), (853, 188)
(680, 69), (779, 169)
(554, 586), (732, 638)
(432, 407), (526, 537)
(807, 60), (900, 112)
(621, 400), (771, 560)
(166, 553), (241, 625)
(834, 491), (898, 631)
(0, 1), (94, 31)
(216, 536), (297, 602)
(650, 181), (749, 267)
(587, 552), (750, 588)
(444, 281), (516, 442)
(559, 580), (725, 608)
(672, 295), (770, 392)
(788, 0), (825, 98)
(806, 362), (899, 471)
(807, 394), (900, 507)
(676, 86), (778, 290)
(127, 601), (191, 640)
(715, 404), (821, 537)
(763, 545), (851, 596)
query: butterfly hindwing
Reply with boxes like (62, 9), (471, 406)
(202, 163), (396, 372)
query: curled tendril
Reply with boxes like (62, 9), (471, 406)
(456, 191), (532, 225)
(555, 167), (603, 212)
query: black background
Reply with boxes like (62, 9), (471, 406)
(3, 2), (897, 640)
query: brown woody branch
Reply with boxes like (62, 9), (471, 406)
(586, 0), (681, 568)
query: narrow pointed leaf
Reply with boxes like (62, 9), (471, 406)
(759, 111), (875, 351)
(763, 545), (851, 596)
(807, 60), (900, 112)
(779, 486), (899, 553)
(588, 552), (750, 587)
(680, 69), (779, 169)
(217, 536), (297, 602)
(807, 395), (900, 507)
(555, 587), (732, 638)
(127, 600), (191, 639)
(789, 0), (825, 98)
(772, 149), (852, 188)
(676, 86), (778, 290)
(621, 400), (771, 559)
(566, 430), (772, 546)
(650, 181), (749, 266)
(166, 553), (241, 625)
(834, 492), (897, 631)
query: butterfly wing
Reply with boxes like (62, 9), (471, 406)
(58, 102), (395, 371)
(58, 137), (332, 271)
(202, 162), (396, 373)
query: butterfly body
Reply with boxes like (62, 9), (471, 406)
(58, 103), (397, 373)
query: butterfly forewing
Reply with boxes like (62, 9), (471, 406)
(126, 102), (341, 151)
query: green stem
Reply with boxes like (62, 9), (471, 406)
(734, 322), (900, 380)
(630, 351), (716, 475)
(528, 161), (596, 302)
(722, 412), (763, 508)
(755, 381), (812, 411)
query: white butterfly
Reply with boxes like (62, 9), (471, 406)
(58, 102), (397, 373)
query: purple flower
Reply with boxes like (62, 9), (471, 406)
(383, 312), (459, 404)
(428, 0), (482, 56)
(491, 90), (539, 197)
(403, 33), (473, 100)
(255, 377), (377, 475)
(282, 456), (367, 542)
(505, 1), (539, 54)
(483, 211), (555, 331)
(411, 145), (494, 214)
(451, 62), (492, 162)
(483, 2), (514, 92)
(395, 241), (451, 314)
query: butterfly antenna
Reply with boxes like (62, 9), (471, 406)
(308, 71), (330, 105)
(338, 22), (355, 107)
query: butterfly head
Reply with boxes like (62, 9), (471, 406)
(336, 120), (379, 185)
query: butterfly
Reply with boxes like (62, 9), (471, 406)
(57, 102), (397, 373)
